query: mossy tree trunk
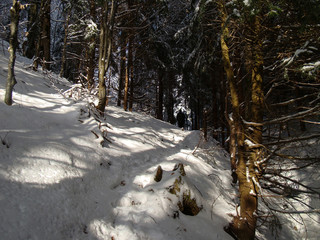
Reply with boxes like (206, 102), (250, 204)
(217, 1), (258, 239)
(228, 118), (238, 184)
(218, 0), (241, 184)
(4, 0), (21, 105)
(250, 15), (264, 145)
(243, 13), (264, 240)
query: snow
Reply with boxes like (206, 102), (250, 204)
(302, 61), (320, 73)
(0, 46), (235, 239)
(249, 189), (256, 196)
(246, 167), (250, 182)
(243, 0), (250, 7)
(233, 8), (241, 17)
(84, 19), (98, 40)
(245, 139), (255, 147)
(1, 41), (319, 240)
(281, 41), (313, 67)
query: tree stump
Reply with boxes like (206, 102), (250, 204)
(154, 165), (163, 182)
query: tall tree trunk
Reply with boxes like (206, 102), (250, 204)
(86, 0), (96, 89)
(157, 70), (164, 120)
(250, 15), (264, 143)
(123, 38), (129, 111)
(33, 16), (41, 71)
(127, 0), (135, 111)
(220, 73), (227, 148)
(96, 0), (117, 114)
(33, 0), (51, 70)
(167, 70), (175, 124)
(4, 0), (21, 106)
(244, 13), (264, 239)
(226, 113), (238, 184)
(42, 0), (51, 70)
(211, 74), (218, 130)
(106, 71), (111, 106)
(60, 8), (70, 78)
(218, 1), (257, 239)
(128, 35), (134, 111)
(117, 32), (126, 107)
(203, 108), (208, 141)
(220, 21), (241, 185)
(25, 1), (39, 59)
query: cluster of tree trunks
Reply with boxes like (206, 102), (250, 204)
(33, 0), (51, 71)
(96, 0), (117, 114)
(218, 1), (264, 239)
(4, 1), (320, 239)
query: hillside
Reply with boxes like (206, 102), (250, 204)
(0, 45), (235, 239)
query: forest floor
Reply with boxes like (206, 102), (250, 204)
(0, 41), (318, 239)
(0, 42), (235, 240)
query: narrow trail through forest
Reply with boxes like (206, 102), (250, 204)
(0, 49), (235, 240)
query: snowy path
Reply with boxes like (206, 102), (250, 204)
(0, 49), (234, 240)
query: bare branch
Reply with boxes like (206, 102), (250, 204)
(269, 208), (320, 214)
(264, 104), (320, 125)
(264, 134), (320, 146)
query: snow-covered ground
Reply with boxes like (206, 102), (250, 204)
(0, 45), (235, 239)
(1, 42), (319, 240)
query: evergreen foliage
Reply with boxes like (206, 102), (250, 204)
(1, 0), (319, 238)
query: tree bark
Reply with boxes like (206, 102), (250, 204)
(117, 32), (126, 107)
(228, 117), (238, 184)
(157, 70), (164, 120)
(42, 0), (51, 70)
(218, 1), (257, 239)
(25, 1), (39, 59)
(86, 0), (96, 89)
(33, 0), (51, 70)
(5, 0), (21, 105)
(167, 70), (175, 124)
(127, 0), (135, 111)
(218, 0), (241, 182)
(128, 35), (134, 111)
(96, 0), (117, 114)
(243, 13), (264, 240)
(250, 15), (264, 143)
(211, 74), (218, 129)
(123, 37), (129, 111)
(60, 8), (70, 78)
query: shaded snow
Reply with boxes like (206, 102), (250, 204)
(1, 41), (318, 240)
(0, 46), (235, 239)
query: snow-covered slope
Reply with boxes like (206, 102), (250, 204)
(0, 47), (235, 239)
